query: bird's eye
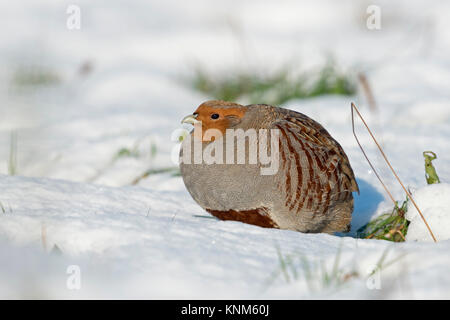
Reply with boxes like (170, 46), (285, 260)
(211, 113), (220, 120)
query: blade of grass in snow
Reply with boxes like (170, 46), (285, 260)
(188, 60), (356, 106)
(357, 199), (410, 242)
(423, 151), (440, 185)
(8, 131), (18, 176)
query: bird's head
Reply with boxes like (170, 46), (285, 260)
(181, 100), (247, 141)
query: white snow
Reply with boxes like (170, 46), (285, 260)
(0, 0), (450, 299)
(1, 174), (450, 299)
(406, 183), (450, 242)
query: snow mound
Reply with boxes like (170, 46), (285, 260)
(406, 183), (450, 242)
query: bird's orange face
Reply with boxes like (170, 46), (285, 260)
(182, 101), (247, 142)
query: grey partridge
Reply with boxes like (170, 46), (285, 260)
(180, 100), (359, 233)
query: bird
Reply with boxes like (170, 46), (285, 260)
(179, 100), (359, 233)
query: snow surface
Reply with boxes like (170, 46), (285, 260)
(0, 0), (450, 299)
(1, 174), (450, 299)
(406, 183), (450, 242)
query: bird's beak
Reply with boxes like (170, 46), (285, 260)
(181, 114), (200, 125)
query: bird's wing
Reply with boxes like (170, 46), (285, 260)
(270, 114), (358, 214)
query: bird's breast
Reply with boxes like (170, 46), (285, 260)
(179, 135), (272, 211)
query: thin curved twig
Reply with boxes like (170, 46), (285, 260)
(351, 102), (437, 243)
